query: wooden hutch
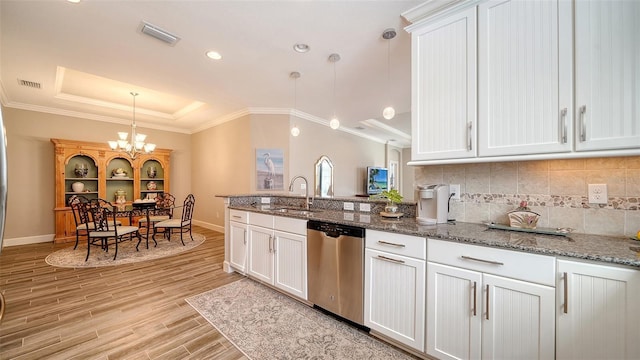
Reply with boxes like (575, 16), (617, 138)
(52, 138), (172, 244)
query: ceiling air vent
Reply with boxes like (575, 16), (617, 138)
(140, 21), (180, 46)
(17, 79), (41, 89)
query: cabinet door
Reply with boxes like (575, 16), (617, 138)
(247, 225), (273, 284)
(411, 7), (477, 161)
(556, 260), (640, 359)
(364, 248), (425, 352)
(229, 221), (247, 274)
(427, 262), (482, 360)
(574, 0), (640, 151)
(482, 274), (555, 360)
(478, 0), (573, 156)
(273, 230), (307, 300)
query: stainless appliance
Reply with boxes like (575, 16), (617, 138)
(417, 184), (450, 224)
(307, 220), (365, 325)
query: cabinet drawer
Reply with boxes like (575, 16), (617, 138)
(428, 239), (555, 286)
(249, 212), (274, 228)
(366, 229), (426, 260)
(229, 209), (248, 224)
(274, 215), (306, 235)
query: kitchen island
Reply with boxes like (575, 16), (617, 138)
(222, 194), (640, 268)
(220, 194), (640, 360)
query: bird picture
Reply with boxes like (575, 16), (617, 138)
(256, 149), (284, 190)
(264, 153), (276, 179)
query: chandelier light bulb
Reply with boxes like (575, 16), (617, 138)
(291, 126), (300, 137)
(383, 106), (396, 120)
(329, 118), (340, 130)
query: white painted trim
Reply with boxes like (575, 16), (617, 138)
(3, 234), (54, 247)
(192, 219), (224, 234)
(407, 148), (640, 166)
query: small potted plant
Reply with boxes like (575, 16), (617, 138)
(370, 188), (403, 213)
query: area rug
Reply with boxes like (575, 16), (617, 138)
(45, 232), (205, 268)
(186, 278), (414, 360)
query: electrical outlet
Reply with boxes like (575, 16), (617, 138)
(359, 203), (371, 212)
(300, 183), (306, 190)
(343, 202), (354, 211)
(588, 184), (608, 204)
(261, 197), (270, 204)
(450, 184), (461, 200)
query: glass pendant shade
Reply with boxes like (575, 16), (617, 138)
(383, 106), (395, 120)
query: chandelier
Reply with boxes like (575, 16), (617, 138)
(108, 92), (156, 159)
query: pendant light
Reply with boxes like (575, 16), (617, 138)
(290, 71), (301, 137)
(328, 53), (340, 130)
(382, 28), (396, 120)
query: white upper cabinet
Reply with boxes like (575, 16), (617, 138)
(574, 0), (640, 151)
(410, 7), (477, 161)
(478, 0), (573, 157)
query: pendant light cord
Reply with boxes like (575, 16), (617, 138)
(333, 60), (337, 118)
(387, 39), (391, 99)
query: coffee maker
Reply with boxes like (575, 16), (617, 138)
(417, 184), (450, 224)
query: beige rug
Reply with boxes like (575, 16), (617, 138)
(45, 232), (205, 268)
(186, 278), (414, 360)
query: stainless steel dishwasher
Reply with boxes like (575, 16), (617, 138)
(307, 220), (365, 326)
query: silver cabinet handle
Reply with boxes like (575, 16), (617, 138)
(377, 255), (405, 264)
(559, 108), (567, 143)
(563, 272), (568, 314)
(467, 121), (473, 151)
(579, 105), (587, 141)
(461, 255), (504, 266)
(473, 281), (477, 316)
(268, 235), (272, 253)
(377, 240), (405, 247)
(485, 284), (490, 320)
(232, 215), (242, 219)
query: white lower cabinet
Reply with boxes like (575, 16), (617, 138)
(364, 230), (426, 352)
(229, 220), (248, 273)
(556, 259), (640, 359)
(247, 213), (307, 300)
(427, 239), (555, 360)
(228, 209), (248, 274)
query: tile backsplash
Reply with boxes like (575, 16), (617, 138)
(414, 156), (640, 238)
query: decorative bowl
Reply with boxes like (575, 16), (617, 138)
(112, 168), (127, 177)
(508, 210), (541, 229)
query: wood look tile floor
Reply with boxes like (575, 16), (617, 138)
(0, 226), (247, 359)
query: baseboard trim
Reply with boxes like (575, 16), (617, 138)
(3, 234), (54, 247)
(192, 220), (224, 233)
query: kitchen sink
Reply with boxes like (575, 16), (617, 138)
(268, 207), (322, 216)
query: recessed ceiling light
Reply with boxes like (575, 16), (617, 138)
(293, 43), (310, 53)
(206, 51), (222, 60)
(67, 0), (81, 3)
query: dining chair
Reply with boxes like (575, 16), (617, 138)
(86, 199), (140, 261)
(137, 193), (175, 228)
(69, 195), (91, 250)
(153, 194), (195, 246)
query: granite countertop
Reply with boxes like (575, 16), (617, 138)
(229, 204), (640, 268)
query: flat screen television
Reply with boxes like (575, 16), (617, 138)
(366, 166), (389, 195)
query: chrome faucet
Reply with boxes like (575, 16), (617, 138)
(288, 175), (312, 210)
